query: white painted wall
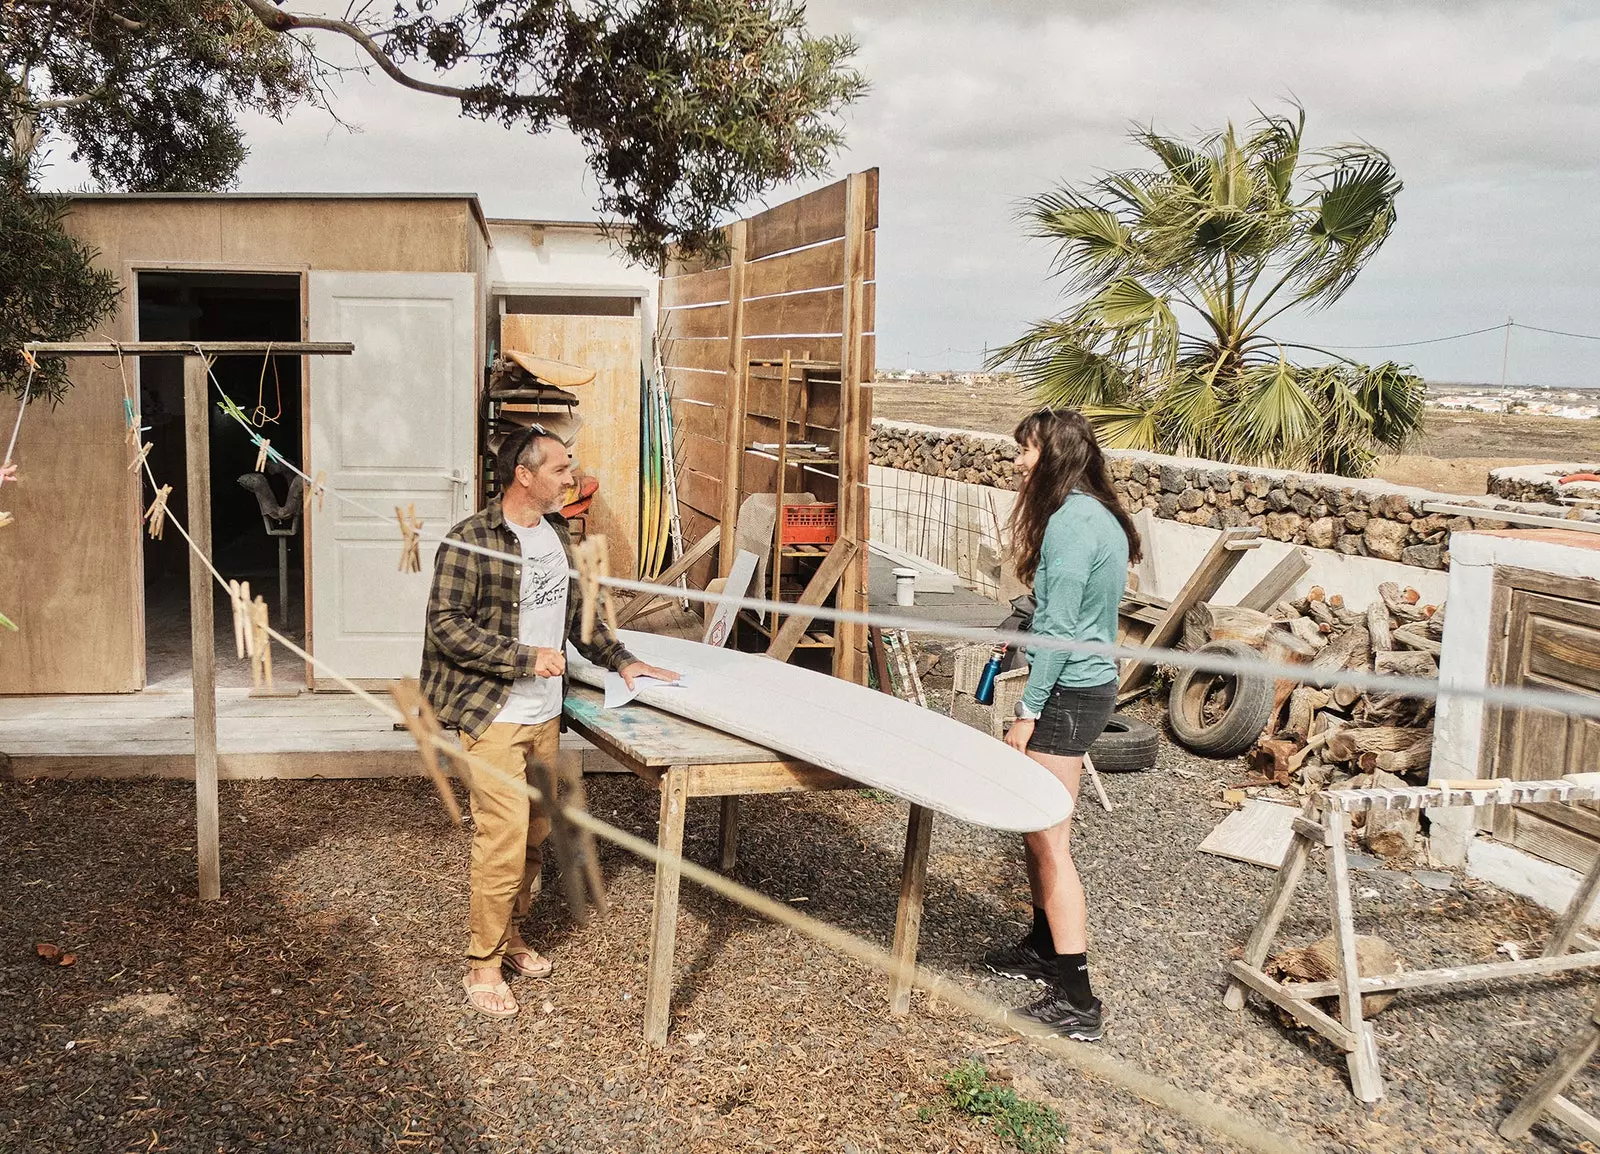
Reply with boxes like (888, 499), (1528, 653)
(485, 219), (658, 369)
(869, 465), (1451, 607)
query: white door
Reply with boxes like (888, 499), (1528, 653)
(308, 271), (477, 682)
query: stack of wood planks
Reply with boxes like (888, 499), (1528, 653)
(1184, 581), (1446, 860)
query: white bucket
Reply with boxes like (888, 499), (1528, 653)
(893, 567), (918, 607)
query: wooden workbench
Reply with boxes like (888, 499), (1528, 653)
(563, 685), (934, 1045)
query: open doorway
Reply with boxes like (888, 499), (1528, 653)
(137, 271), (306, 691)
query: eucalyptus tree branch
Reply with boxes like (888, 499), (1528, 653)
(35, 87), (102, 109)
(235, 0), (475, 101)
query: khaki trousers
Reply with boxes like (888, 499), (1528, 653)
(461, 718), (558, 967)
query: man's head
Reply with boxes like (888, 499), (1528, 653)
(496, 426), (574, 515)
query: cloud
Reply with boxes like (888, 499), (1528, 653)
(36, 0), (1600, 386)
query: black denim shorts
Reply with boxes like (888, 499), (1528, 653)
(1029, 679), (1118, 757)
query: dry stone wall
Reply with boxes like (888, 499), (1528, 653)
(872, 419), (1589, 572)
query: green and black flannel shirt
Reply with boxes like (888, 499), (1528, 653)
(421, 497), (637, 740)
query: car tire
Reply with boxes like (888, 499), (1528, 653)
(1087, 715), (1160, 772)
(1167, 640), (1278, 758)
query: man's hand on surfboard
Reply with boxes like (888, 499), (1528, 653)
(620, 661), (680, 689)
(532, 648), (567, 678)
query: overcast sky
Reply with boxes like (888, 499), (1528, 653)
(40, 0), (1600, 386)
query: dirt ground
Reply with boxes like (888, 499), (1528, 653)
(872, 378), (1600, 495)
(5, 654), (1598, 1153)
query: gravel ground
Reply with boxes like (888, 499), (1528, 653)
(5, 651), (1600, 1153)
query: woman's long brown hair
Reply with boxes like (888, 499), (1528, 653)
(1008, 408), (1142, 585)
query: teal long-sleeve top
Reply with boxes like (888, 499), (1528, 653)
(1021, 492), (1129, 713)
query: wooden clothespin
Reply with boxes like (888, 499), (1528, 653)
(387, 678), (462, 823)
(254, 438), (271, 473)
(144, 484), (174, 540)
(395, 504), (423, 573)
(0, 512), (11, 529)
(128, 440), (153, 473)
(227, 579), (254, 659)
(303, 470), (326, 515)
(248, 595), (273, 694)
(572, 535), (620, 644)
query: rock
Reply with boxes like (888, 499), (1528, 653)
(1264, 512), (1302, 542)
(1130, 463), (1148, 484)
(1248, 475), (1272, 498)
(1160, 464), (1187, 493)
(1373, 493), (1415, 521)
(1401, 543), (1446, 569)
(1344, 509), (1368, 532)
(1179, 488), (1205, 510)
(1124, 481), (1147, 501)
(1244, 497), (1267, 516)
(1204, 468), (1231, 490)
(1176, 508), (1217, 527)
(1305, 516), (1339, 549)
(1290, 492), (1315, 516)
(1220, 505), (1252, 528)
(1157, 493), (1180, 518)
(1230, 480), (1245, 502)
(1337, 533), (1366, 556)
(1109, 458), (1133, 480)
(1364, 518), (1409, 561)
(1266, 488), (1292, 512)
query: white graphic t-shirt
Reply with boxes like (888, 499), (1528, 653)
(492, 517), (569, 726)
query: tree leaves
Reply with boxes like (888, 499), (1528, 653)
(995, 105), (1423, 478)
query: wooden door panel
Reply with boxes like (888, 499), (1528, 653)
(1494, 583), (1600, 862)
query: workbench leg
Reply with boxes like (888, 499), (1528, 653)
(1546, 848), (1600, 958)
(185, 355), (221, 902)
(1224, 802), (1316, 1011)
(718, 796), (740, 871)
(1501, 1002), (1600, 1139)
(889, 804), (934, 1016)
(644, 765), (689, 1047)
(1327, 808), (1384, 1103)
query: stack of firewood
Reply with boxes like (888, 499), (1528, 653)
(1183, 582), (1446, 858)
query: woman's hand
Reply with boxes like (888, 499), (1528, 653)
(1005, 718), (1034, 753)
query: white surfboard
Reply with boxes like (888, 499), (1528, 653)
(566, 630), (1072, 832)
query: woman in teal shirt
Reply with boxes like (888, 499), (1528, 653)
(984, 409), (1141, 1042)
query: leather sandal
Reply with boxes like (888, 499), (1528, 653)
(462, 973), (519, 1019)
(503, 947), (553, 979)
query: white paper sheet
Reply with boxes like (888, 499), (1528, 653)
(602, 671), (686, 709)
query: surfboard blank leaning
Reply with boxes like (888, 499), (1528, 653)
(567, 630), (1073, 833)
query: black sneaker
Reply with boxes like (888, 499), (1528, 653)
(1008, 991), (1104, 1041)
(982, 940), (1054, 983)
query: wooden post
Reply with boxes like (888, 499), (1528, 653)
(644, 765), (689, 1046)
(718, 222), (749, 577)
(1500, 1000), (1600, 1139)
(889, 803), (934, 1015)
(834, 171), (872, 683)
(717, 796), (740, 871)
(184, 355), (221, 901)
(1326, 807), (1384, 1102)
(1223, 800), (1317, 1011)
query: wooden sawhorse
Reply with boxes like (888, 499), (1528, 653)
(563, 686), (934, 1046)
(1225, 778), (1600, 1103)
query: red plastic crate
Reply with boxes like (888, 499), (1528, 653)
(781, 502), (838, 544)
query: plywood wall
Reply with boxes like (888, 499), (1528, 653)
(500, 314), (642, 579)
(658, 171), (878, 681)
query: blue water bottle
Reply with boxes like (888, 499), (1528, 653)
(974, 643), (1007, 706)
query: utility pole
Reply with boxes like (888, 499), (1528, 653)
(1500, 315), (1513, 389)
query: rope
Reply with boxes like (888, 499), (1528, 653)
(0, 351), (37, 489)
(185, 351), (1600, 725)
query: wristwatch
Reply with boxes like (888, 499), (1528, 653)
(1013, 700), (1041, 721)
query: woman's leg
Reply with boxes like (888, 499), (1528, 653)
(1021, 750), (1085, 953)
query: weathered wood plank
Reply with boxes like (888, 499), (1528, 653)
(745, 171), (879, 261)
(660, 265), (732, 309)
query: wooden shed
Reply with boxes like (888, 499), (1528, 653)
(0, 194), (654, 696)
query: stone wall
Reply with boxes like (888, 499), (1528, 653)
(1486, 463), (1600, 504)
(871, 419), (1591, 571)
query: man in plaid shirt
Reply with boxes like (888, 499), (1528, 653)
(423, 424), (676, 1019)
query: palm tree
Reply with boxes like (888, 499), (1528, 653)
(993, 107), (1425, 477)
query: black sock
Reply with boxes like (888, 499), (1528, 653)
(1054, 952), (1094, 1008)
(1022, 906), (1052, 952)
